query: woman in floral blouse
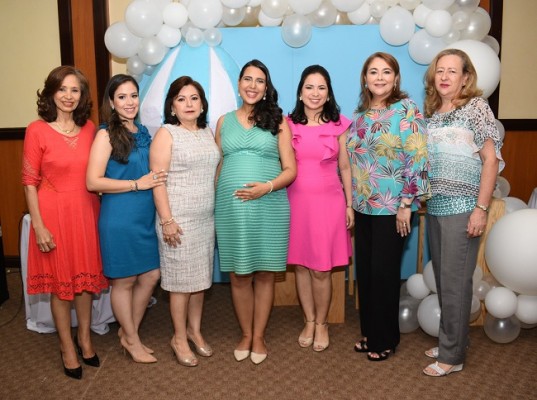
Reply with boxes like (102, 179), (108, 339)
(347, 52), (430, 362)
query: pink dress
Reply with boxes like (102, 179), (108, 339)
(287, 116), (352, 271)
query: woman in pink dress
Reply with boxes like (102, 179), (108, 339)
(287, 65), (354, 352)
(22, 66), (108, 379)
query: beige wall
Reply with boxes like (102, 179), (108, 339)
(0, 0), (61, 128)
(498, 0), (537, 119)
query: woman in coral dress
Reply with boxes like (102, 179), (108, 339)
(287, 65), (354, 352)
(22, 66), (108, 379)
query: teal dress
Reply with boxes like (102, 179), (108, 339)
(215, 112), (290, 274)
(99, 123), (159, 278)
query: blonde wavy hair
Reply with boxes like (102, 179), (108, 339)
(423, 48), (482, 118)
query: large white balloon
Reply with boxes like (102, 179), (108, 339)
(447, 39), (501, 98)
(503, 197), (528, 214)
(456, 0), (480, 13)
(408, 29), (446, 65)
(185, 27), (204, 47)
(258, 10), (283, 26)
(288, 0), (322, 15)
(422, 260), (437, 293)
(515, 295), (537, 324)
(407, 273), (430, 299)
(222, 6), (247, 26)
(309, 0), (338, 27)
(451, 10), (470, 30)
(422, 0), (455, 10)
(157, 25), (182, 48)
(379, 6), (415, 46)
(222, 0), (249, 7)
(261, 0), (289, 19)
(460, 8), (491, 41)
(138, 37), (167, 65)
(483, 314), (521, 344)
(399, 0), (421, 11)
(127, 55), (147, 75)
(482, 35), (500, 55)
(399, 296), (421, 333)
(425, 10), (452, 38)
(485, 287), (518, 318)
(104, 22), (142, 59)
(204, 28), (222, 46)
(417, 294), (441, 337)
(281, 14), (312, 48)
(474, 279), (491, 300)
(163, 3), (188, 29)
(188, 0), (223, 29)
(125, 0), (163, 38)
(330, 0), (365, 13)
(347, 2), (371, 25)
(369, 0), (388, 19)
(485, 209), (537, 295)
(413, 4), (432, 28)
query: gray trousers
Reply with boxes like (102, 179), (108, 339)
(426, 212), (480, 365)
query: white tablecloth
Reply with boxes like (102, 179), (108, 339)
(529, 187), (537, 209)
(21, 214), (114, 334)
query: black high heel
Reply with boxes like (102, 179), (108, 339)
(354, 339), (368, 353)
(61, 352), (82, 380)
(74, 336), (100, 367)
(367, 347), (396, 362)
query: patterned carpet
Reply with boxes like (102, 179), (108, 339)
(0, 269), (536, 400)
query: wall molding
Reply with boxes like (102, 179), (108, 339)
(0, 128), (25, 141)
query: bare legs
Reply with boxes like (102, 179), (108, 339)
(230, 271), (275, 357)
(295, 266), (332, 350)
(111, 269), (160, 363)
(51, 294), (79, 369)
(169, 291), (210, 366)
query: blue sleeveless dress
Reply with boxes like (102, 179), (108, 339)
(98, 123), (160, 278)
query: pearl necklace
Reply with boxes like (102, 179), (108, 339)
(54, 121), (76, 134)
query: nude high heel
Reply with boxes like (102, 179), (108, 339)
(313, 322), (329, 352)
(171, 339), (198, 367)
(298, 320), (315, 348)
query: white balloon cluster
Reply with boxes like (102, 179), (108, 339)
(104, 0), (500, 88)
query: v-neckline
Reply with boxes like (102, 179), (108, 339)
(234, 111), (255, 132)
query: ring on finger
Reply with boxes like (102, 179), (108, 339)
(153, 174), (158, 180)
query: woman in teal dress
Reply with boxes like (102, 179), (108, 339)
(215, 59), (296, 365)
(87, 74), (167, 364)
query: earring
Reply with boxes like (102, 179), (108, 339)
(327, 97), (330, 102)
(171, 111), (175, 116)
(201, 108), (204, 112)
(364, 84), (368, 88)
(299, 96), (302, 101)
(111, 105), (115, 110)
(263, 94), (266, 100)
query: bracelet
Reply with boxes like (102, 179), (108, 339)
(266, 180), (273, 193)
(475, 204), (489, 213)
(129, 180), (136, 191)
(346, 205), (353, 208)
(160, 217), (175, 226)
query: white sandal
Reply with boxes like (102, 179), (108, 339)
(425, 347), (439, 359)
(423, 361), (464, 377)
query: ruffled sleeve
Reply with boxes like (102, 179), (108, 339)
(399, 99), (431, 202)
(318, 115), (352, 161)
(134, 123), (151, 148)
(22, 120), (45, 186)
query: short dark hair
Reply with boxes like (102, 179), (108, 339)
(163, 76), (208, 129)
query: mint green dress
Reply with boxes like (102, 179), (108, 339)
(215, 111), (290, 274)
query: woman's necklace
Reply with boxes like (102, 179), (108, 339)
(54, 121), (76, 134)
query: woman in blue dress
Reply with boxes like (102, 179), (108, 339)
(87, 74), (167, 363)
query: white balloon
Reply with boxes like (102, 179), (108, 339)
(258, 10), (283, 26)
(288, 0), (322, 15)
(163, 3), (188, 29)
(222, 0), (249, 7)
(104, 22), (142, 59)
(239, 5), (261, 26)
(516, 295), (537, 325)
(185, 27), (204, 47)
(422, 0), (455, 10)
(451, 10), (470, 30)
(379, 6), (415, 46)
(204, 27), (222, 46)
(473, 265), (483, 283)
(425, 10), (452, 38)
(248, 0), (263, 6)
(422, 260), (437, 293)
(460, 9), (491, 41)
(261, 0), (289, 18)
(125, 0), (163, 38)
(485, 209), (537, 295)
(482, 274), (501, 290)
(157, 25), (182, 47)
(482, 35), (500, 55)
(447, 39), (501, 98)
(474, 279), (491, 300)
(347, 2), (370, 25)
(503, 197), (529, 214)
(485, 286), (518, 318)
(281, 14), (312, 48)
(188, 0), (223, 29)
(495, 119), (505, 141)
(330, 0), (365, 13)
(309, 0), (338, 27)
(408, 29), (446, 65)
(484, 314), (521, 343)
(470, 294), (481, 313)
(407, 273), (431, 300)
(417, 294), (441, 337)
(369, 0), (387, 19)
(127, 55), (147, 75)
(222, 6), (247, 26)
(137, 36), (167, 65)
(399, 0), (421, 11)
(456, 0), (480, 13)
(147, 0), (171, 13)
(495, 176), (510, 198)
(442, 29), (461, 44)
(144, 64), (156, 76)
(413, 4), (432, 28)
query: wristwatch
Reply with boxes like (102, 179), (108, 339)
(399, 202), (411, 209)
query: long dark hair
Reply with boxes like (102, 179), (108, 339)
(239, 59), (282, 135)
(289, 65), (341, 125)
(100, 74), (139, 164)
(163, 76), (208, 128)
(356, 52), (408, 113)
(37, 65), (92, 126)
